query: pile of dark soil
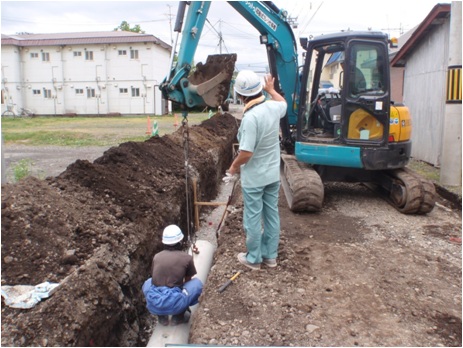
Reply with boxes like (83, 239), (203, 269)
(1, 114), (238, 346)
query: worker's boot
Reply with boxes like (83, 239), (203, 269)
(171, 308), (191, 326)
(157, 315), (169, 326)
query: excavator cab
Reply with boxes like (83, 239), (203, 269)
(297, 32), (409, 170)
(282, 31), (435, 214)
(300, 34), (391, 148)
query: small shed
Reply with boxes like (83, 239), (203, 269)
(391, 3), (461, 177)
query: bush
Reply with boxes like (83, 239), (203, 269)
(13, 159), (33, 182)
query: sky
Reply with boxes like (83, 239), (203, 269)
(1, 0), (443, 72)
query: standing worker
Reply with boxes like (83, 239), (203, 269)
(225, 70), (287, 270)
(142, 225), (203, 326)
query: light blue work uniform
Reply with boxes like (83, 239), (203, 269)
(238, 99), (287, 264)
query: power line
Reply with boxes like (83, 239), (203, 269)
(299, 1), (324, 35)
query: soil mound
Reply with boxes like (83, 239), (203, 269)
(1, 114), (238, 347)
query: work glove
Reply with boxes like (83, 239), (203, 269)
(222, 172), (239, 185)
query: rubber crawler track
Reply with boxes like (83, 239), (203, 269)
(401, 167), (436, 214)
(280, 154), (324, 212)
(388, 168), (436, 214)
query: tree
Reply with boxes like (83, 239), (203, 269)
(114, 21), (145, 34)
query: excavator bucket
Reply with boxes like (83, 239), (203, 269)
(188, 54), (237, 107)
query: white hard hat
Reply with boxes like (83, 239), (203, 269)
(162, 225), (184, 245)
(234, 70), (263, 97)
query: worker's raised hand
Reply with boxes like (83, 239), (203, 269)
(263, 74), (275, 93)
(263, 74), (286, 102)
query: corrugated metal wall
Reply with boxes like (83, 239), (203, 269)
(402, 19), (450, 167)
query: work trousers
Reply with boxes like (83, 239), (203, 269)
(242, 180), (280, 264)
(142, 277), (203, 315)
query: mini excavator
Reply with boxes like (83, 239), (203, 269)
(160, 1), (436, 214)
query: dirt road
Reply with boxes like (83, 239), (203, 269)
(2, 145), (112, 181)
(191, 181), (462, 346)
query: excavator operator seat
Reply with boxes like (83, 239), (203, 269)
(318, 91), (342, 135)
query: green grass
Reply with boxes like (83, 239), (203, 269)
(1, 113), (210, 146)
(12, 159), (34, 182)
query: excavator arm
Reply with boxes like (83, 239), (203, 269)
(160, 2), (236, 109)
(160, 1), (300, 147)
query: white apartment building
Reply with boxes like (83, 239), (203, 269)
(1, 31), (172, 116)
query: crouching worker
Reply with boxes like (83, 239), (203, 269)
(142, 224), (203, 326)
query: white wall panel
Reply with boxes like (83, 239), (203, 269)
(402, 20), (450, 166)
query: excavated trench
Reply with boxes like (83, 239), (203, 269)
(1, 113), (238, 346)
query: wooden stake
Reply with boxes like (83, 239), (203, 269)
(192, 177), (228, 230)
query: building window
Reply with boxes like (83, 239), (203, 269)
(32, 89), (41, 95)
(75, 89), (84, 94)
(42, 52), (50, 61)
(73, 51), (82, 57)
(87, 88), (96, 98)
(119, 88), (128, 94)
(43, 89), (52, 98)
(85, 51), (94, 61)
(131, 87), (140, 97)
(130, 49), (139, 59)
(30, 53), (38, 58)
(118, 50), (127, 56)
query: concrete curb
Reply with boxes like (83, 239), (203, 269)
(435, 184), (462, 210)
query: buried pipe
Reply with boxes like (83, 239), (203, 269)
(146, 162), (238, 346)
(146, 239), (216, 347)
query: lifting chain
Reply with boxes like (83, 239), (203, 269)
(181, 111), (199, 254)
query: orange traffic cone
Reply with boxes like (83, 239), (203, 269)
(146, 116), (151, 135)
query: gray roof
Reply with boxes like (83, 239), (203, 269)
(1, 31), (171, 50)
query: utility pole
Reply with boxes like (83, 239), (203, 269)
(219, 20), (223, 54)
(207, 19), (225, 54)
(287, 16), (298, 29)
(167, 4), (174, 46)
